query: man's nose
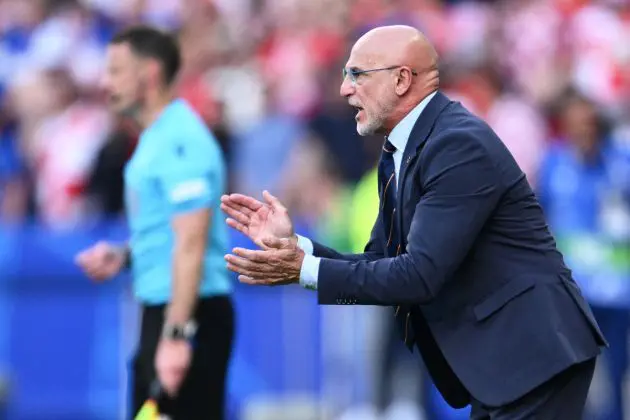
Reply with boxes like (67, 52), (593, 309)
(339, 77), (355, 97)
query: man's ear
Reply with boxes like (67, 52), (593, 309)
(141, 59), (161, 87)
(395, 67), (414, 96)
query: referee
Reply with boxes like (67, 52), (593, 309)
(76, 26), (234, 419)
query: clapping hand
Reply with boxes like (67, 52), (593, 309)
(225, 237), (304, 285)
(221, 191), (303, 285)
(220, 190), (295, 249)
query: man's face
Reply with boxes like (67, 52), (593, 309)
(562, 97), (599, 153)
(339, 49), (397, 136)
(102, 43), (144, 115)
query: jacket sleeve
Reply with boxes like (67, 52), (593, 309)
(317, 130), (505, 305)
(311, 213), (385, 262)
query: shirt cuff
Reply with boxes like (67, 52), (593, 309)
(299, 254), (320, 290)
(295, 234), (314, 255)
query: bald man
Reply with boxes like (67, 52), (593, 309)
(222, 26), (606, 419)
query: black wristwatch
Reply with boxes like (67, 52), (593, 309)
(162, 320), (198, 341)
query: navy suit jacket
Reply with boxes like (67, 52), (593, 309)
(311, 92), (607, 408)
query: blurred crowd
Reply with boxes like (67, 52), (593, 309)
(0, 0), (629, 419)
(0, 0), (627, 230)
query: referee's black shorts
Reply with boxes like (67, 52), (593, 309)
(130, 295), (235, 420)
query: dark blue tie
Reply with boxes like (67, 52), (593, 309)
(379, 138), (399, 258)
(378, 138), (415, 350)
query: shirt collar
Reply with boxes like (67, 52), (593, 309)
(387, 91), (437, 152)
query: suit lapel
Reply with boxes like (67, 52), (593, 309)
(396, 91), (451, 242)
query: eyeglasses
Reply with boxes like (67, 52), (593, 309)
(342, 66), (418, 84)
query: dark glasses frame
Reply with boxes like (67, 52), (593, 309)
(342, 66), (418, 83)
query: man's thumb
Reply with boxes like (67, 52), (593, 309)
(262, 190), (285, 211)
(262, 236), (282, 248)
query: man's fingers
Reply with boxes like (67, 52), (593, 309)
(160, 375), (175, 396)
(74, 252), (88, 265)
(160, 372), (184, 397)
(220, 203), (251, 224)
(85, 268), (107, 282)
(220, 201), (253, 219)
(225, 253), (261, 273)
(76, 249), (101, 267)
(262, 190), (286, 211)
(239, 275), (255, 284)
(225, 253), (257, 267)
(231, 247), (270, 262)
(226, 262), (268, 278)
(226, 218), (249, 235)
(224, 194), (264, 212)
(78, 258), (102, 276)
(238, 275), (273, 285)
(225, 252), (275, 273)
(225, 256), (284, 279)
(220, 194), (255, 215)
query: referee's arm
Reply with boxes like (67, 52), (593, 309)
(160, 145), (217, 325)
(168, 208), (210, 324)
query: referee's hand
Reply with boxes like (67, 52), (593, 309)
(75, 241), (126, 282)
(156, 338), (191, 397)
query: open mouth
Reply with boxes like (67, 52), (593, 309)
(352, 105), (364, 120)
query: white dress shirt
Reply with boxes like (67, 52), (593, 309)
(297, 92), (437, 290)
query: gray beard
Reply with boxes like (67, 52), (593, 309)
(357, 116), (384, 136)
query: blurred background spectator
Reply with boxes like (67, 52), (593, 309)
(0, 0), (628, 419)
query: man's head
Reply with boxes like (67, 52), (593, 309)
(558, 89), (603, 156)
(340, 25), (439, 136)
(102, 25), (181, 115)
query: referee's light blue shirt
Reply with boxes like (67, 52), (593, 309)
(124, 98), (231, 304)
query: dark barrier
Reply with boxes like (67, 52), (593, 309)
(0, 222), (322, 420)
(0, 223), (626, 419)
